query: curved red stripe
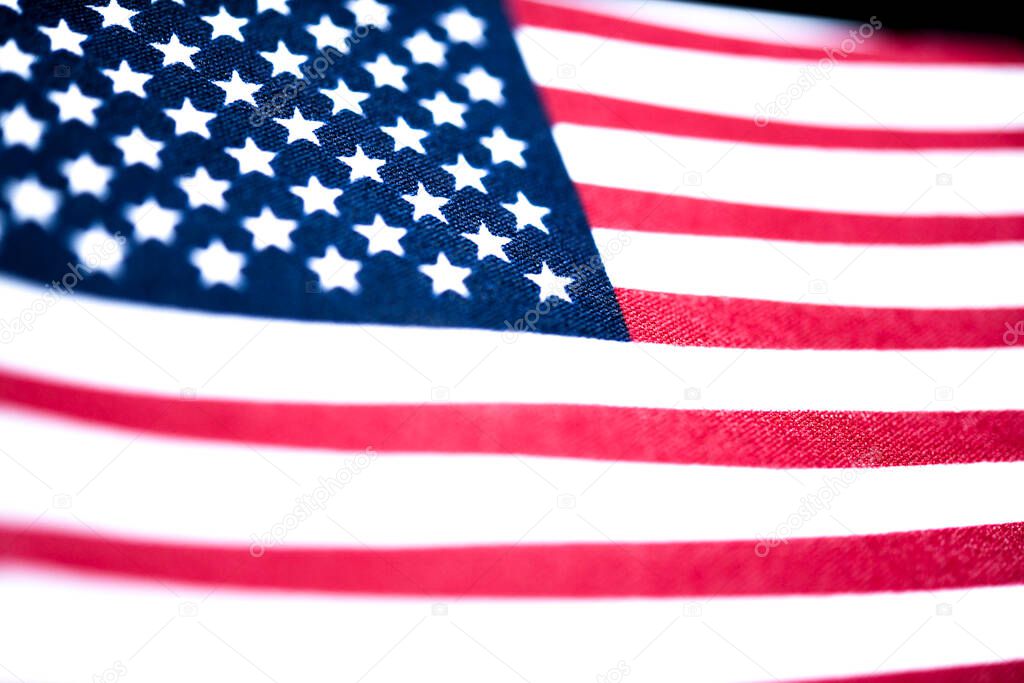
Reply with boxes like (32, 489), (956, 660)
(797, 660), (1024, 683)
(2, 522), (1022, 596)
(2, 367), (1023, 468)
(618, 289), (1024, 350)
(577, 184), (1024, 244)
(508, 0), (1024, 64)
(540, 89), (1024, 150)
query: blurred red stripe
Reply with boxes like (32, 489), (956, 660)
(508, 0), (1024, 64)
(577, 184), (1024, 244)
(3, 366), (1024, 467)
(2, 522), (1022, 596)
(791, 660), (1024, 683)
(617, 288), (1024, 349)
(540, 89), (1024, 149)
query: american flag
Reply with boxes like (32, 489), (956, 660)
(1, 0), (1023, 680)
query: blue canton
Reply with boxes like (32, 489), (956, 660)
(0, 0), (628, 340)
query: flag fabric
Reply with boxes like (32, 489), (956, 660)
(1, 0), (1023, 681)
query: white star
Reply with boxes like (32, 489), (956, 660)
(363, 53), (407, 91)
(419, 252), (470, 297)
(403, 182), (448, 223)
(381, 117), (427, 154)
(126, 199), (180, 243)
(481, 126), (527, 167)
(291, 176), (341, 215)
(62, 154), (112, 197)
(243, 207), (297, 251)
(92, 0), (137, 30)
(462, 223), (510, 262)
(442, 154), (487, 192)
(419, 91), (467, 128)
(1, 105), (45, 151)
(227, 138), (275, 176)
(437, 7), (486, 47)
(403, 29), (445, 66)
(274, 107), (322, 145)
(346, 0), (390, 29)
(41, 20), (88, 56)
(166, 98), (215, 138)
(153, 33), (200, 69)
(458, 66), (503, 105)
(260, 40), (304, 78)
(213, 70), (260, 105)
(339, 145), (385, 182)
(102, 60), (150, 97)
(115, 127), (163, 169)
(204, 7), (247, 41)
(524, 261), (574, 302)
(179, 167), (230, 210)
(353, 215), (405, 256)
(6, 178), (60, 226)
(49, 84), (101, 125)
(308, 246), (361, 293)
(256, 0), (289, 15)
(321, 77), (369, 115)
(0, 40), (34, 79)
(502, 192), (550, 233)
(73, 226), (125, 276)
(191, 239), (245, 288)
(308, 15), (351, 51)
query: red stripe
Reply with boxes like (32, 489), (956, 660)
(508, 0), (1024, 64)
(540, 89), (1024, 150)
(618, 288), (1024, 350)
(795, 660), (1024, 683)
(577, 184), (1024, 245)
(2, 367), (1023, 468)
(2, 522), (1022, 596)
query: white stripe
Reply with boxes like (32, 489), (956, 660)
(517, 27), (1024, 131)
(1, 276), (1021, 411)
(530, 0), (858, 47)
(552, 123), (1024, 216)
(0, 568), (1019, 683)
(3, 408), (1022, 547)
(594, 228), (1024, 309)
